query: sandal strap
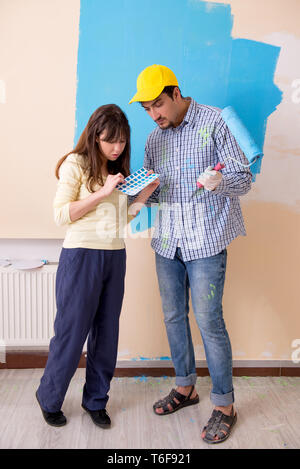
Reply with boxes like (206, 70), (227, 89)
(173, 388), (192, 403)
(162, 404), (171, 413)
(187, 385), (195, 400)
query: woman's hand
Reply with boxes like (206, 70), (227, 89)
(101, 173), (126, 197)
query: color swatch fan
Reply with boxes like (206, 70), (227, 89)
(115, 167), (159, 196)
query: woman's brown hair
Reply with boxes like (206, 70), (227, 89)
(55, 104), (131, 192)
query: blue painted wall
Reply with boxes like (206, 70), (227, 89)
(75, 0), (282, 232)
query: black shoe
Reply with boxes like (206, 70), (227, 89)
(35, 391), (67, 427)
(82, 404), (111, 428)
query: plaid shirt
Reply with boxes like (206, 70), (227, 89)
(131, 98), (252, 261)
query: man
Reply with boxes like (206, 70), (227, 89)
(129, 64), (252, 444)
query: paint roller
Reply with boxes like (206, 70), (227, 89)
(196, 106), (263, 189)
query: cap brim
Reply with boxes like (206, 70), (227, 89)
(128, 93), (140, 104)
(128, 85), (165, 104)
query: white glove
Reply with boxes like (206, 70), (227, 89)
(197, 166), (223, 191)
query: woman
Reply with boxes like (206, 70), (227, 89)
(36, 104), (159, 428)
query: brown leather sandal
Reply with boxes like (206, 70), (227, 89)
(153, 386), (199, 416)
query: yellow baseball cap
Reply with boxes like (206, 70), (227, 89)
(129, 64), (179, 104)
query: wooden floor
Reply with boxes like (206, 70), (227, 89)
(0, 369), (299, 449)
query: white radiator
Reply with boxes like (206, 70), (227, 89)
(0, 265), (57, 347)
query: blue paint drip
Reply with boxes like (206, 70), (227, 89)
(75, 0), (282, 231)
(131, 356), (171, 361)
(134, 375), (148, 383)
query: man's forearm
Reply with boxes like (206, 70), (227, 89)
(213, 172), (252, 197)
(128, 189), (154, 217)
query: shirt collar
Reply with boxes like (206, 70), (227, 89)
(182, 98), (197, 126)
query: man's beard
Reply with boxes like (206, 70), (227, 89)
(158, 120), (174, 130)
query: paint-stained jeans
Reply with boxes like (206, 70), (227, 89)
(155, 247), (234, 407)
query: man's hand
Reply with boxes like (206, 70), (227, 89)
(142, 170), (160, 196)
(128, 170), (160, 218)
(197, 166), (222, 191)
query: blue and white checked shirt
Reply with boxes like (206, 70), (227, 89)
(131, 98), (252, 261)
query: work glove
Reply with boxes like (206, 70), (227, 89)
(197, 166), (223, 191)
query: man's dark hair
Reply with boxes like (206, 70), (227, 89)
(162, 86), (182, 100)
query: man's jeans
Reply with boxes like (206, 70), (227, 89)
(155, 247), (234, 407)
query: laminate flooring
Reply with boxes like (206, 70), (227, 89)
(0, 369), (299, 449)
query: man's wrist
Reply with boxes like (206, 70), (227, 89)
(212, 177), (226, 194)
(135, 189), (151, 204)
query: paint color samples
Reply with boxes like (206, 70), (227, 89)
(116, 167), (160, 196)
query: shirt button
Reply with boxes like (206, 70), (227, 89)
(176, 166), (180, 170)
(176, 184), (179, 188)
